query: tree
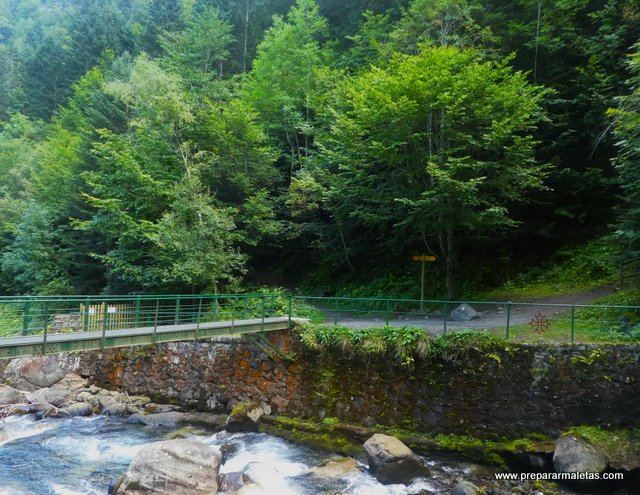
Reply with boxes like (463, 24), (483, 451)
(304, 46), (545, 297)
(244, 0), (329, 176)
(611, 45), (640, 264)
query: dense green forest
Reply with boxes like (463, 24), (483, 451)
(0, 0), (638, 298)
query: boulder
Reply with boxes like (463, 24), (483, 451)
(26, 387), (72, 407)
(218, 472), (245, 493)
(553, 435), (607, 474)
(102, 404), (128, 416)
(0, 385), (25, 405)
(127, 411), (185, 427)
(450, 304), (478, 322)
(50, 373), (87, 393)
(307, 457), (360, 478)
(116, 439), (221, 495)
(3, 355), (77, 391)
(452, 480), (481, 495)
(226, 401), (264, 432)
(61, 402), (94, 417)
(145, 403), (181, 414)
(363, 433), (431, 485)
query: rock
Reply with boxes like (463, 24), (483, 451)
(0, 385), (25, 404)
(363, 433), (431, 485)
(129, 395), (152, 407)
(405, 478), (436, 495)
(450, 304), (478, 322)
(183, 412), (227, 429)
(144, 403), (181, 414)
(219, 472), (245, 493)
(452, 480), (481, 495)
(116, 439), (221, 495)
(3, 355), (81, 391)
(127, 411), (185, 427)
(553, 435), (607, 474)
(26, 387), (72, 407)
(61, 402), (94, 417)
(102, 404), (128, 416)
(226, 401), (264, 432)
(107, 475), (124, 495)
(50, 373), (87, 393)
(307, 457), (360, 478)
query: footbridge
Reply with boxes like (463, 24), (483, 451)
(0, 293), (298, 359)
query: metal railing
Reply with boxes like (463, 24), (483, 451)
(0, 293), (638, 344)
(292, 296), (640, 344)
(0, 293), (290, 341)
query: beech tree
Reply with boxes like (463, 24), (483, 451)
(303, 46), (545, 297)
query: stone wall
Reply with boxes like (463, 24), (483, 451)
(4, 331), (640, 437)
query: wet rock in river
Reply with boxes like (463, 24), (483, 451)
(226, 401), (265, 432)
(452, 479), (481, 495)
(116, 439), (221, 495)
(363, 433), (431, 484)
(61, 402), (94, 417)
(127, 411), (185, 427)
(306, 457), (361, 478)
(553, 435), (607, 474)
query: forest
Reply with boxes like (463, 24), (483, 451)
(0, 0), (638, 299)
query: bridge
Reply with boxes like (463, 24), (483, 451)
(0, 294), (297, 359)
(0, 292), (638, 357)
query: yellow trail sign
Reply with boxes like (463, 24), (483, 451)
(413, 255), (437, 262)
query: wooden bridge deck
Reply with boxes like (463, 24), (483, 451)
(0, 317), (293, 359)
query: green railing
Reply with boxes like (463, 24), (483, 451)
(0, 293), (289, 340)
(0, 293), (639, 344)
(293, 296), (640, 344)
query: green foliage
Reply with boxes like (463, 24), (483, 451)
(612, 44), (640, 268)
(485, 237), (620, 299)
(297, 323), (430, 365)
(429, 330), (505, 362)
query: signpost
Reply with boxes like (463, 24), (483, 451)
(413, 255), (437, 311)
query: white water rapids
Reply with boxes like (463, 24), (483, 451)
(0, 415), (484, 494)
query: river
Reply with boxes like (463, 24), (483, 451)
(0, 414), (499, 495)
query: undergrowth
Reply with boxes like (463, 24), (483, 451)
(296, 324), (508, 365)
(296, 323), (430, 366)
(483, 237), (619, 300)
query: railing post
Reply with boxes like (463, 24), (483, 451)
(287, 296), (293, 327)
(385, 300), (390, 326)
(334, 298), (339, 325)
(242, 297), (247, 319)
(175, 295), (181, 325)
(42, 301), (49, 355)
(261, 294), (266, 331)
(570, 305), (576, 343)
(135, 295), (141, 327)
(196, 297), (203, 339)
(153, 299), (160, 344)
(505, 302), (512, 340)
(83, 297), (90, 332)
(231, 297), (236, 333)
(443, 302), (448, 335)
(214, 294), (218, 322)
(101, 301), (108, 349)
(22, 300), (31, 336)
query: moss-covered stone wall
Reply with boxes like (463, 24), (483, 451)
(16, 331), (640, 437)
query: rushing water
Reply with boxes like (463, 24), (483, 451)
(0, 415), (500, 495)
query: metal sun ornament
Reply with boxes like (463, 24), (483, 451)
(529, 312), (551, 334)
